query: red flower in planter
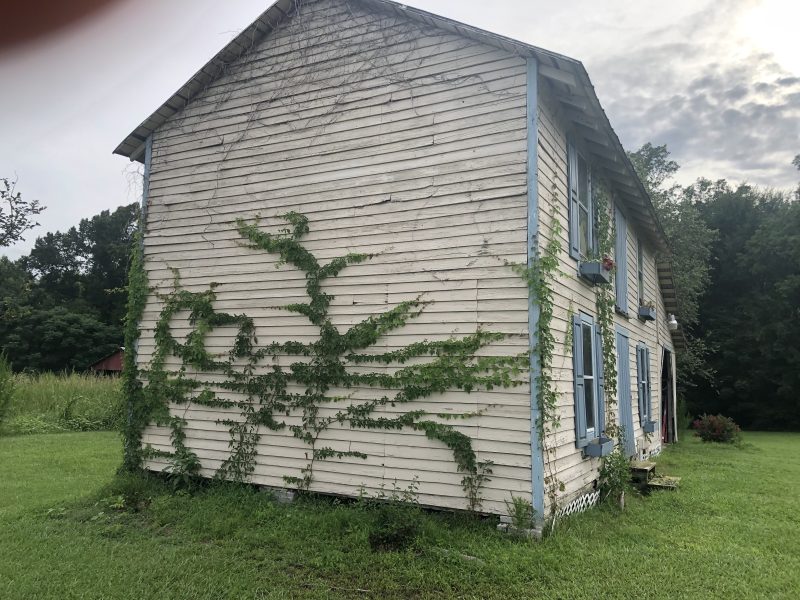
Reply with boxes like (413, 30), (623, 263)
(602, 256), (615, 271)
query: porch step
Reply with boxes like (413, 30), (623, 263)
(629, 461), (657, 485)
(648, 475), (681, 491)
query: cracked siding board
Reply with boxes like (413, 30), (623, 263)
(138, 0), (530, 514)
(536, 82), (674, 508)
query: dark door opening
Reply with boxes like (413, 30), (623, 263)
(661, 349), (676, 443)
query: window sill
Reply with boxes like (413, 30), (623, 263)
(615, 306), (629, 318)
(583, 436), (614, 458)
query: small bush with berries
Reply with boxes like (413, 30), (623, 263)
(692, 414), (742, 444)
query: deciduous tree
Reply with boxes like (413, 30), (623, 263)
(0, 179), (45, 247)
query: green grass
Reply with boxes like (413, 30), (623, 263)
(0, 372), (122, 435)
(1, 432), (798, 599)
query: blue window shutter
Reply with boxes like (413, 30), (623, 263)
(594, 325), (605, 437)
(614, 206), (628, 312)
(567, 141), (580, 260)
(572, 315), (588, 447)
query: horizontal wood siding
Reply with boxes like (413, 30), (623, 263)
(536, 82), (674, 509)
(138, 0), (531, 514)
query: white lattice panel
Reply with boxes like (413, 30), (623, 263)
(555, 490), (601, 519)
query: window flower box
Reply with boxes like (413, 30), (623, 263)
(579, 261), (613, 286)
(643, 420), (658, 434)
(638, 305), (656, 321)
(583, 436), (613, 458)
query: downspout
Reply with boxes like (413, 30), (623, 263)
(527, 57), (546, 519)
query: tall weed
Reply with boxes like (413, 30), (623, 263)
(0, 352), (14, 426)
(1, 372), (122, 435)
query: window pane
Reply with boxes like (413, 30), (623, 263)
(578, 156), (590, 256)
(638, 242), (644, 303)
(578, 156), (589, 207)
(582, 324), (593, 376)
(641, 383), (648, 418)
(579, 207), (589, 256)
(584, 378), (595, 430)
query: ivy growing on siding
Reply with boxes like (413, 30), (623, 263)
(121, 231), (148, 472)
(507, 173), (565, 522)
(123, 212), (528, 511)
(593, 181), (620, 442)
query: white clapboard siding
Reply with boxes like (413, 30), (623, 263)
(137, 0), (531, 515)
(535, 82), (674, 509)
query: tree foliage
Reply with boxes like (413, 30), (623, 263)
(628, 144), (717, 388)
(692, 181), (800, 429)
(0, 307), (120, 372)
(0, 179), (45, 248)
(630, 145), (799, 430)
(0, 203), (139, 372)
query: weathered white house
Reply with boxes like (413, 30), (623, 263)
(116, 0), (680, 517)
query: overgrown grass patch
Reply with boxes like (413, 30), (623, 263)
(0, 432), (798, 599)
(0, 372), (122, 435)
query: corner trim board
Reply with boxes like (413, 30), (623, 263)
(526, 57), (545, 518)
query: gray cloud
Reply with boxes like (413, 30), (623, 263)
(1, 0), (797, 259)
(587, 3), (800, 189)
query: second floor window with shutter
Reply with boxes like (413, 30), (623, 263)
(615, 206), (628, 313)
(568, 141), (593, 261)
(637, 238), (645, 306)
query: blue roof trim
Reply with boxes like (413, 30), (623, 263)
(527, 57), (545, 519)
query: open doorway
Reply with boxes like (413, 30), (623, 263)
(661, 349), (676, 443)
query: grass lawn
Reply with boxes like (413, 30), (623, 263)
(1, 432), (798, 599)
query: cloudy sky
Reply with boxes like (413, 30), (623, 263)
(1, 0), (798, 259)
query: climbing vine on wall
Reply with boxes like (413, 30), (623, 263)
(593, 181), (620, 442)
(123, 212), (528, 511)
(507, 173), (564, 521)
(121, 231), (148, 472)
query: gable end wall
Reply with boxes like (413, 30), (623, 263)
(136, 0), (532, 514)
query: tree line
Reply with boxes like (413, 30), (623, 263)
(0, 195), (139, 371)
(631, 146), (800, 430)
(0, 150), (798, 429)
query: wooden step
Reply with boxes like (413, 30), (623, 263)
(630, 460), (657, 474)
(647, 475), (681, 491)
(629, 461), (657, 485)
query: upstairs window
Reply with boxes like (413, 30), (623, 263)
(637, 238), (645, 306)
(614, 206), (628, 313)
(568, 141), (593, 260)
(572, 313), (605, 448)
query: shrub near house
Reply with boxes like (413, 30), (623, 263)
(693, 414), (741, 443)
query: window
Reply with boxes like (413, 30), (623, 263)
(572, 313), (605, 448)
(637, 238), (645, 306)
(636, 343), (651, 426)
(568, 141), (593, 260)
(614, 206), (628, 313)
